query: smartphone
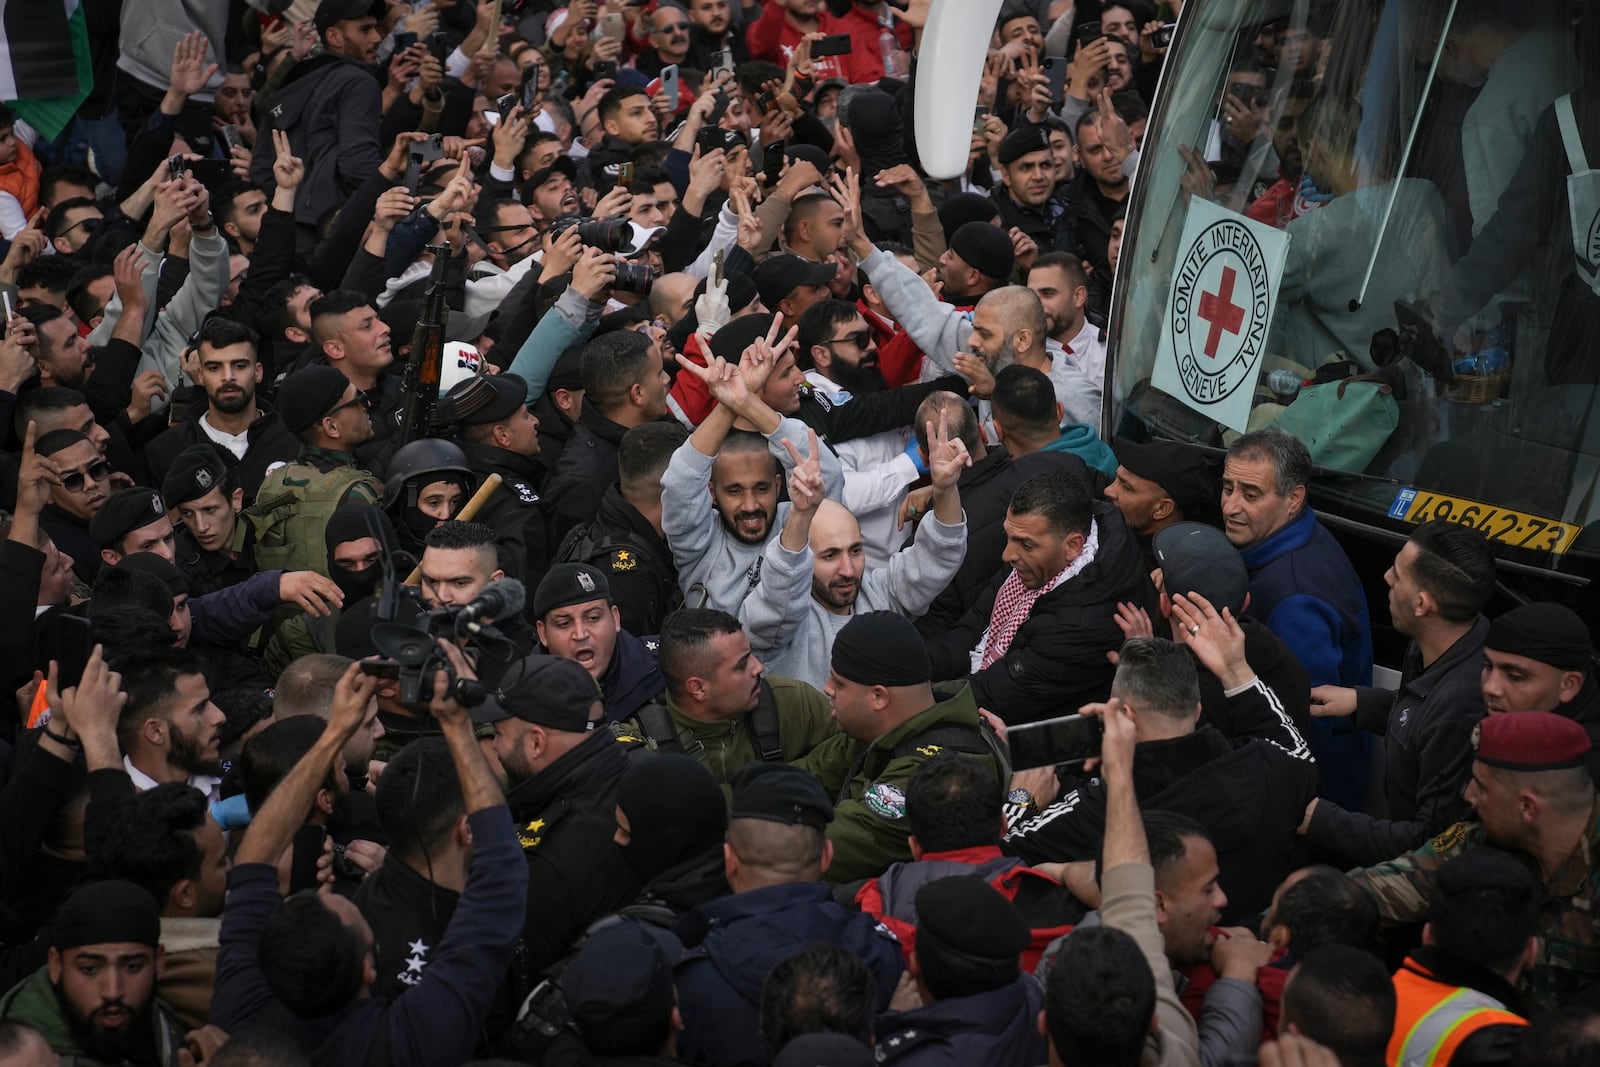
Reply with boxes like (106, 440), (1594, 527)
(428, 30), (451, 61)
(1076, 21), (1103, 45)
(1228, 82), (1262, 108)
(973, 104), (989, 133)
(289, 825), (328, 894)
(599, 12), (626, 40)
(761, 139), (786, 186)
(1007, 713), (1103, 770)
(167, 153), (187, 182)
(710, 48), (735, 77)
(593, 59), (618, 79)
(616, 161), (634, 188)
(707, 89), (730, 126)
(54, 614), (94, 691)
(1154, 23), (1176, 48)
(696, 125), (725, 156)
(521, 61), (542, 108)
(660, 63), (679, 102)
(393, 30), (418, 51)
(2, 290), (15, 322)
(1042, 56), (1067, 106)
(187, 158), (231, 192)
(496, 91), (518, 118)
(261, 12), (285, 34)
(812, 33), (852, 58)
(220, 124), (244, 153)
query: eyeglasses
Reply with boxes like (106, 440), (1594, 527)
(326, 390), (372, 418)
(59, 459), (111, 493)
(823, 330), (873, 350)
(655, 20), (690, 33)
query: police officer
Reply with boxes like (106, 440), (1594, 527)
(440, 373), (549, 585)
(472, 655), (644, 981)
(674, 764), (905, 1067)
(874, 876), (1047, 1065)
(1351, 711), (1600, 1010)
(532, 563), (665, 722)
(623, 608), (836, 786)
(794, 612), (1003, 884)
(164, 444), (255, 594)
(88, 486), (176, 569)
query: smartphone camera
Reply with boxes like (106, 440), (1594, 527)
(1155, 23), (1176, 48)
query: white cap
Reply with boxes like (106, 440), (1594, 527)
(439, 341), (484, 398)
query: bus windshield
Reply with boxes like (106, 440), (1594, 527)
(1109, 0), (1600, 569)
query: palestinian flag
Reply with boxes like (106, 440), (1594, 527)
(0, 0), (92, 141)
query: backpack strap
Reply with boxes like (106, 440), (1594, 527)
(743, 679), (785, 762)
(634, 701), (683, 754)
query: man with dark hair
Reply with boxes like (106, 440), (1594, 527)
(147, 317), (296, 502)
(926, 468), (1154, 723)
(211, 659), (525, 1065)
(873, 877), (1046, 1065)
(352, 737), (470, 1000)
(0, 880), (186, 1065)
(1278, 945), (1395, 1067)
(1303, 521), (1497, 866)
(18, 304), (91, 392)
(674, 764), (904, 1066)
(556, 420), (687, 636)
(1008, 637), (1313, 923)
(760, 943), (877, 1059)
(533, 563), (664, 722)
(65, 264), (114, 332)
(1043, 924), (1157, 1067)
(587, 88), (659, 185)
(417, 520), (536, 680)
(307, 291), (396, 428)
(1259, 866), (1379, 959)
(44, 197), (103, 257)
(989, 363), (1118, 480)
(1478, 602), (1600, 769)
(543, 331), (670, 546)
(117, 645), (227, 804)
(1387, 851), (1538, 1065)
(846, 755), (1081, 965)
(1224, 427), (1372, 810)
(89, 783), (229, 1029)
(214, 182), (270, 256)
(625, 607), (834, 783)
(443, 373), (548, 583)
(34, 428), (109, 580)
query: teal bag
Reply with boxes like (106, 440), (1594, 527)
(1268, 374), (1399, 474)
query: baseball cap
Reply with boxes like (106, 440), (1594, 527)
(753, 254), (835, 310)
(471, 654), (603, 729)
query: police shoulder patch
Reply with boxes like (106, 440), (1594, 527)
(1429, 821), (1471, 854)
(876, 1028), (940, 1062)
(864, 782), (906, 820)
(514, 481), (539, 504)
(516, 816), (548, 850)
(610, 548), (637, 571)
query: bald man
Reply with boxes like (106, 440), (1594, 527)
(749, 421), (970, 690)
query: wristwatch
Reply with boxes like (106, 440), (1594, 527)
(1007, 787), (1036, 814)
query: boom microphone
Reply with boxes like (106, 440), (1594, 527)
(457, 578), (525, 632)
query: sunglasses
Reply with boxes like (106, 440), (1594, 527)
(655, 21), (690, 34)
(59, 459), (111, 493)
(823, 329), (873, 350)
(327, 390), (372, 417)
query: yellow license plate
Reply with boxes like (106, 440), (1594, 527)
(1392, 489), (1580, 555)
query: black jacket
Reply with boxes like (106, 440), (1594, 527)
(797, 375), (969, 448)
(1306, 617), (1490, 868)
(249, 52), (383, 228)
(506, 729), (642, 982)
(1196, 615), (1312, 746)
(533, 392), (577, 476)
(991, 185), (1077, 257)
(926, 503), (1156, 724)
(1562, 678), (1600, 783)
(457, 439), (549, 585)
(914, 446), (1095, 637)
(1063, 170), (1128, 278)
(174, 524), (256, 596)
(559, 484), (681, 638)
(1004, 725), (1316, 925)
(352, 855), (460, 1002)
(145, 407), (299, 504)
(543, 406), (630, 550)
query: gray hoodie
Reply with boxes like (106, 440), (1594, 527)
(756, 513), (968, 691)
(661, 417), (844, 619)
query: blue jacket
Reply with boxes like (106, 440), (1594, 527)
(1240, 509), (1374, 810)
(674, 881), (904, 1067)
(211, 807), (527, 1067)
(874, 975), (1047, 1067)
(1041, 424), (1118, 480)
(598, 628), (665, 722)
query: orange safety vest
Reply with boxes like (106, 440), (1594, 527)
(1388, 959), (1528, 1066)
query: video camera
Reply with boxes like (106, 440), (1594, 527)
(360, 577), (526, 708)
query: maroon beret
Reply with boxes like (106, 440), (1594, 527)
(1473, 711), (1592, 772)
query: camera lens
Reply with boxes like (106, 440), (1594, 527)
(612, 261), (655, 295)
(575, 217), (630, 252)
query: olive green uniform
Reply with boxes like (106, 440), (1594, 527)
(622, 675), (839, 785)
(794, 684), (1001, 885)
(1350, 799), (1600, 1010)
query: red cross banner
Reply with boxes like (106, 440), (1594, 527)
(1151, 197), (1290, 434)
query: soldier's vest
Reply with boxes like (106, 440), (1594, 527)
(245, 462), (381, 576)
(634, 679), (785, 763)
(1388, 962), (1527, 1067)
(555, 518), (681, 623)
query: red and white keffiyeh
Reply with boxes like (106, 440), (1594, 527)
(975, 521), (1100, 671)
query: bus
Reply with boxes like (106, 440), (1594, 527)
(1106, 0), (1600, 641)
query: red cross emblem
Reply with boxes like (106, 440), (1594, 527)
(1197, 266), (1246, 359)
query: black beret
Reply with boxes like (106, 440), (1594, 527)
(441, 372), (526, 425)
(89, 487), (167, 548)
(831, 611), (931, 687)
(161, 444), (231, 506)
(708, 312), (776, 364)
(472, 654), (603, 731)
(914, 875), (1030, 960)
(52, 880), (161, 949)
(948, 221), (1015, 282)
(1487, 603), (1595, 671)
(784, 143), (833, 174)
(937, 193), (1001, 244)
(278, 365), (353, 434)
(998, 125), (1053, 166)
(730, 763), (834, 831)
(116, 552), (190, 596)
(1114, 438), (1218, 523)
(533, 563), (612, 618)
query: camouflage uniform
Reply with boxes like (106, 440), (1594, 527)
(1351, 801), (1600, 1010)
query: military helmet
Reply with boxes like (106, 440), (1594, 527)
(382, 437), (475, 510)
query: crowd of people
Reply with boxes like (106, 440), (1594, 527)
(0, 0), (1598, 1065)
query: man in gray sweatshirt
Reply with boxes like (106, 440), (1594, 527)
(662, 321), (843, 624)
(755, 402), (972, 691)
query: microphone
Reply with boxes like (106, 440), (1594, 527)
(457, 578), (525, 633)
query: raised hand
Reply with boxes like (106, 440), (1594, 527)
(329, 661), (381, 739)
(280, 570), (344, 617)
(738, 312), (798, 397)
(781, 427), (826, 514)
(126, 369), (170, 424)
(0, 314), (36, 392)
(951, 351), (994, 397)
(926, 409), (972, 491)
(1113, 600), (1155, 641)
(570, 245), (618, 300)
(826, 167), (869, 257)
(541, 226), (584, 280)
(693, 253), (730, 342)
(55, 646), (127, 769)
(11, 422), (53, 517)
(491, 103), (533, 167)
(0, 209), (48, 281)
(168, 32), (217, 100)
(1169, 592), (1250, 688)
(373, 186), (418, 233)
(271, 128), (305, 190)
(112, 243), (149, 312)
